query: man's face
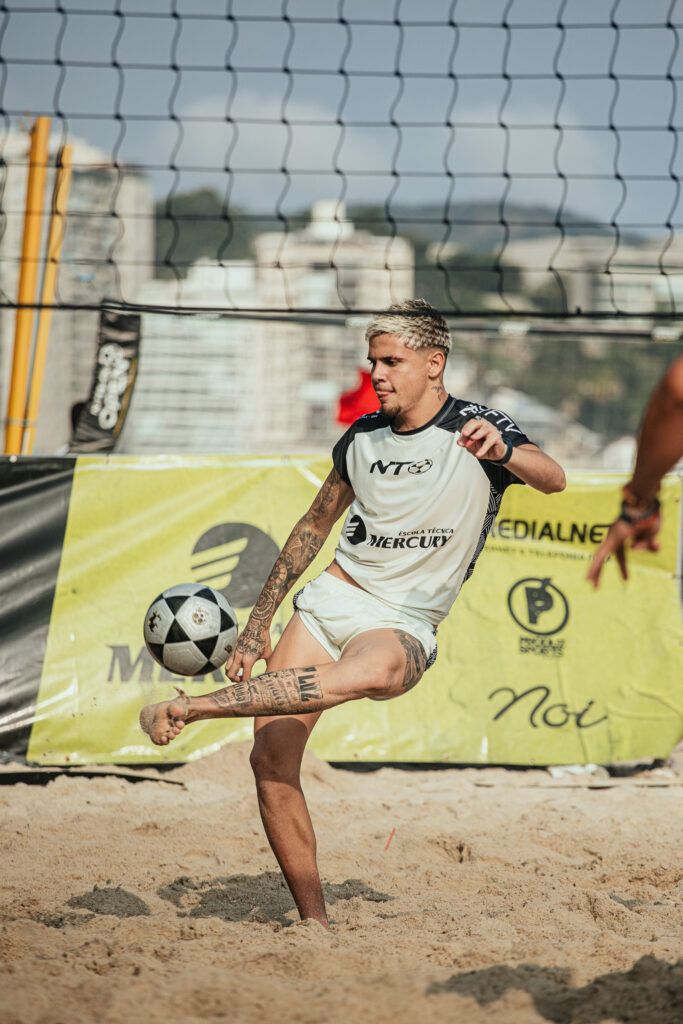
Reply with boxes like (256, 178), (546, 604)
(367, 332), (435, 422)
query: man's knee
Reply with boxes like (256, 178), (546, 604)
(358, 656), (403, 700)
(250, 743), (298, 787)
(250, 722), (307, 785)
(352, 636), (427, 701)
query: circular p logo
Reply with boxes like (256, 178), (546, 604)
(507, 577), (569, 636)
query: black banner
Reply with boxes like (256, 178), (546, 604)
(69, 308), (140, 453)
(0, 458), (74, 759)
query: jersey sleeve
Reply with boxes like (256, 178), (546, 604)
(453, 400), (534, 489)
(332, 411), (386, 486)
(332, 426), (353, 486)
(454, 400), (532, 448)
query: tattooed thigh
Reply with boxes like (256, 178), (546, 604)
(392, 630), (427, 692)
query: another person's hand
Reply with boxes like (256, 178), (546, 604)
(225, 620), (273, 681)
(587, 508), (662, 588)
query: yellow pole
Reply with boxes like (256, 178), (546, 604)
(3, 116), (50, 455)
(23, 144), (73, 455)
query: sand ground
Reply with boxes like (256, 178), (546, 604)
(1, 742), (682, 1024)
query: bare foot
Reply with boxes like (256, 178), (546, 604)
(139, 688), (190, 746)
(302, 916), (330, 930)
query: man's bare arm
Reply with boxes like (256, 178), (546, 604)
(501, 443), (566, 494)
(627, 354), (683, 504)
(458, 418), (566, 494)
(225, 468), (354, 679)
(587, 354), (683, 587)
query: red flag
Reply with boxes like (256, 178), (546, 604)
(337, 370), (379, 425)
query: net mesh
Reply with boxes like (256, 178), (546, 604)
(1, 1), (682, 462)
(1, 0), (683, 319)
(117, 314), (678, 467)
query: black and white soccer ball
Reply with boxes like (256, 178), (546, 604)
(143, 583), (238, 676)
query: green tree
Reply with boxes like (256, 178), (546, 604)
(154, 188), (253, 278)
(414, 242), (523, 313)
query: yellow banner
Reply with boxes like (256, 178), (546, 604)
(28, 459), (683, 766)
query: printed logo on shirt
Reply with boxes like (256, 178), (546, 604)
(345, 513), (368, 545)
(344, 519), (454, 551)
(408, 459), (433, 474)
(369, 458), (434, 476)
(368, 529), (453, 550)
(458, 403), (523, 436)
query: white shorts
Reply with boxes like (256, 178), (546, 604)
(293, 571), (438, 668)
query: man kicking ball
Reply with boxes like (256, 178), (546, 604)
(140, 299), (566, 926)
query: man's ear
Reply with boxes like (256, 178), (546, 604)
(426, 348), (446, 379)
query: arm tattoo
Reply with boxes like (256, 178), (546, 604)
(208, 667), (325, 716)
(392, 630), (427, 692)
(239, 469), (350, 647)
(308, 468), (345, 525)
(238, 528), (325, 654)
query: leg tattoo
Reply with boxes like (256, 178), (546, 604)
(208, 667), (325, 716)
(140, 669), (326, 746)
(392, 631), (427, 692)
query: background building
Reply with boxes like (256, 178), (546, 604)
(120, 203), (415, 455)
(502, 234), (683, 316)
(253, 200), (414, 312)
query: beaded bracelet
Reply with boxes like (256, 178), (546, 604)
(619, 496), (661, 525)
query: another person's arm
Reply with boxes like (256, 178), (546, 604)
(225, 468), (354, 680)
(587, 354), (683, 587)
(458, 417), (566, 494)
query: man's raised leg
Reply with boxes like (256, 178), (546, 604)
(139, 625), (426, 745)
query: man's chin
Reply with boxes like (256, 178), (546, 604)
(378, 397), (398, 419)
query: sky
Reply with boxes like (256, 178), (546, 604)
(3, 0), (683, 231)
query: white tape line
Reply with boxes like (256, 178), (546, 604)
(296, 465), (324, 488)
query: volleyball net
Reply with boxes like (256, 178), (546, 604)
(2, 1), (683, 459)
(1, 0), (683, 320)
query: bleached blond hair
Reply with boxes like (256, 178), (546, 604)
(365, 298), (451, 354)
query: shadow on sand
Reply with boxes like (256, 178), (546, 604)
(157, 871), (393, 925)
(427, 956), (683, 1024)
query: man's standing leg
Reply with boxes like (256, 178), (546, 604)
(249, 612), (331, 926)
(139, 623), (428, 925)
(250, 621), (427, 926)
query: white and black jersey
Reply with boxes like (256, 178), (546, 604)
(332, 396), (532, 627)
